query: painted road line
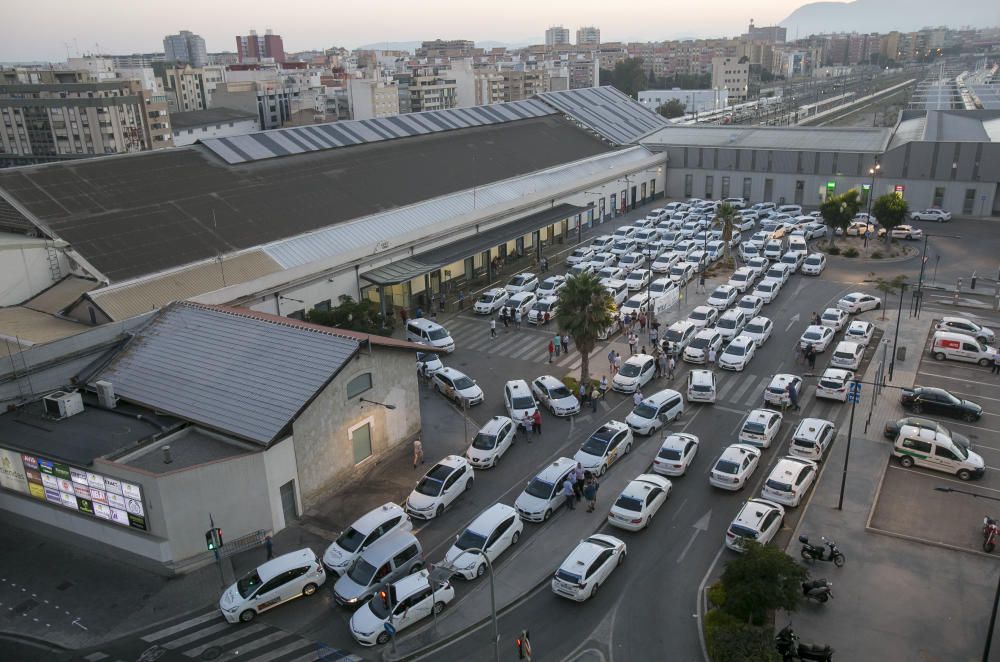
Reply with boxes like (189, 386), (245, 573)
(715, 373), (741, 401)
(728, 372), (759, 404)
(180, 623), (269, 656)
(915, 371), (1000, 389)
(160, 621), (233, 649)
(141, 611), (220, 642)
(208, 630), (292, 660)
(233, 638), (319, 662)
(743, 376), (771, 406)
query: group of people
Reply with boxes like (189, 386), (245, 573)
(562, 463), (600, 512)
(518, 409), (544, 438)
(617, 311), (652, 336)
(547, 333), (573, 362)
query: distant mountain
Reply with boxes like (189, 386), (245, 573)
(780, 0), (998, 37)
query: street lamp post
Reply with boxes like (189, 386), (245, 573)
(437, 550), (500, 662)
(914, 232), (961, 318)
(864, 159), (880, 249)
(888, 283), (906, 382)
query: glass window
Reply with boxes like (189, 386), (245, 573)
(721, 176), (730, 199)
(705, 176), (714, 199)
(684, 174), (693, 198)
(743, 177), (752, 199)
(347, 373), (373, 399)
(963, 189), (975, 214)
(351, 422), (373, 464)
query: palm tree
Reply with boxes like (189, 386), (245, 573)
(554, 272), (616, 387)
(715, 202), (738, 269)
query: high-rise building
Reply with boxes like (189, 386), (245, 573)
(163, 30), (207, 67)
(576, 27), (600, 47)
(710, 56), (761, 103)
(746, 20), (787, 44)
(415, 40), (477, 59)
(545, 26), (571, 47)
(236, 29), (285, 63)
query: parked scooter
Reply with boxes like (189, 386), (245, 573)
(799, 535), (846, 566)
(775, 624), (834, 661)
(801, 578), (833, 603)
(983, 517), (998, 553)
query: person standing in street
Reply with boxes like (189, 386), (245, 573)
(522, 412), (533, 438)
(562, 478), (576, 509)
(584, 477), (599, 513)
(548, 339), (555, 363)
(628, 332), (638, 355)
(787, 382), (800, 411)
(608, 349), (616, 374)
(806, 345), (817, 371)
(993, 350), (1000, 375)
(532, 409), (542, 435)
(657, 353), (667, 379)
(490, 318), (497, 339)
(265, 534), (274, 560)
(562, 334), (571, 354)
(599, 376), (609, 398)
(413, 438), (424, 468)
(590, 385), (600, 412)
(578, 382), (587, 403)
(553, 333), (562, 357)
(668, 355), (676, 380)
(708, 347), (717, 366)
(458, 290), (465, 310)
(633, 390), (643, 407)
(613, 352), (622, 375)
(573, 463), (586, 501)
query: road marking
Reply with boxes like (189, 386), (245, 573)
(159, 620), (233, 649)
(696, 545), (727, 662)
(715, 374), (740, 401)
(728, 372), (758, 404)
(915, 371), (999, 388)
(670, 497), (688, 521)
(785, 313), (801, 332)
(240, 639), (318, 662)
(888, 464), (1000, 493)
(676, 510), (712, 564)
(210, 630), (293, 660)
(743, 375), (771, 406)
(180, 623), (269, 656)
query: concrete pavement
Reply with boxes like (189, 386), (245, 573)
(781, 310), (998, 661)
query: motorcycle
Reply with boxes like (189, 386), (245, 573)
(801, 578), (833, 603)
(799, 535), (846, 567)
(984, 517), (998, 553)
(775, 624), (834, 662)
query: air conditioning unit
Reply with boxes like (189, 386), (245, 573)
(95, 380), (117, 409)
(42, 391), (84, 420)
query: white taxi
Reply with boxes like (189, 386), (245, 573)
(652, 433), (700, 476)
(405, 455), (474, 520)
(474, 288), (509, 315)
(798, 325), (835, 352)
(625, 388), (684, 436)
(763, 374), (802, 407)
(789, 418), (836, 462)
(349, 570), (454, 646)
(607, 474), (672, 531)
(531, 375), (580, 416)
(742, 316), (773, 347)
(684, 328), (724, 364)
(738, 409), (783, 448)
(465, 416), (517, 469)
(725, 499), (785, 552)
(443, 504), (523, 580)
(761, 457), (818, 507)
(753, 278), (782, 304)
(820, 307), (849, 331)
(551, 534), (626, 602)
(718, 334), (756, 371)
(837, 292), (881, 314)
(709, 444), (761, 491)
(716, 309), (748, 341)
(707, 285), (738, 311)
(574, 421), (634, 475)
(845, 320), (875, 346)
(220, 549), (326, 623)
(687, 305), (720, 330)
(736, 295), (763, 320)
(815, 368), (855, 402)
(612, 354), (657, 393)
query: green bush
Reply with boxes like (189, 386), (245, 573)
(870, 251), (883, 259)
(707, 581), (726, 609)
(843, 247), (859, 258)
(704, 609), (778, 662)
(825, 245), (841, 255)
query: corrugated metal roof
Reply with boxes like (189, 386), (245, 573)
(95, 302), (360, 445)
(0, 307), (89, 354)
(22, 276), (99, 315)
(88, 251), (282, 321)
(537, 86), (670, 145)
(640, 124), (891, 153)
(202, 99), (556, 164)
(264, 146), (655, 270)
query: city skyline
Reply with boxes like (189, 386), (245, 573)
(5, 0), (808, 62)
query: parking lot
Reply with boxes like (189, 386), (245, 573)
(869, 311), (1000, 555)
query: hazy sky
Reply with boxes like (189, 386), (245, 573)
(3, 0), (806, 62)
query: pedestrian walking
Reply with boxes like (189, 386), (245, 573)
(663, 339), (671, 357)
(811, 311), (820, 325)
(541, 256), (549, 272)
(522, 412), (534, 440)
(628, 333), (638, 355)
(562, 478), (576, 509)
(658, 353), (668, 379)
(650, 327), (659, 345)
(415, 306), (424, 318)
(399, 308), (408, 325)
(584, 477), (599, 512)
(608, 349), (617, 374)
(806, 346), (817, 370)
(698, 273), (706, 293)
(613, 352), (622, 375)
(532, 409), (542, 435)
(514, 308), (522, 328)
(490, 318), (497, 339)
(562, 334), (571, 354)
(573, 463), (586, 501)
(599, 376), (609, 398)
(458, 290), (465, 310)
(543, 311), (550, 326)
(590, 386), (600, 412)
(787, 382), (800, 411)
(264, 534), (274, 560)
(993, 351), (1000, 375)
(633, 390), (643, 407)
(554, 334), (562, 357)
(413, 438), (424, 468)
(548, 339), (555, 362)
(639, 313), (647, 333)
(708, 347), (717, 366)
(668, 355), (676, 380)
(501, 309), (509, 329)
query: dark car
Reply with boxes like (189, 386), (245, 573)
(899, 387), (983, 423)
(883, 416), (972, 450)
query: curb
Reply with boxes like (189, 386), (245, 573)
(0, 631), (68, 652)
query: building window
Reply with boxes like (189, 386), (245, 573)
(721, 176), (730, 198)
(743, 177), (752, 200)
(963, 189), (975, 215)
(684, 174), (693, 198)
(347, 373), (373, 399)
(350, 421), (373, 464)
(314, 299), (332, 312)
(705, 176), (714, 199)
(287, 309), (305, 320)
(932, 187), (945, 208)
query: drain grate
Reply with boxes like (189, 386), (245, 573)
(10, 598), (39, 617)
(200, 646), (222, 661)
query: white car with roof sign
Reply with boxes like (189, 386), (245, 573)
(845, 320), (875, 346)
(625, 268), (651, 291)
(830, 341), (865, 370)
(816, 368), (855, 402)
(763, 374), (802, 407)
(665, 320), (697, 353)
(742, 316), (773, 347)
(618, 252), (646, 273)
(505, 272), (538, 294)
(503, 379), (538, 422)
(789, 418), (836, 462)
(574, 421), (634, 475)
(527, 296), (558, 325)
(515, 457), (576, 522)
(725, 499), (784, 552)
(746, 256), (769, 278)
(607, 474), (672, 531)
(799, 325), (835, 352)
(707, 285), (738, 311)
(710, 444), (762, 490)
(761, 457), (817, 507)
(474, 288), (509, 314)
(589, 252), (617, 270)
(648, 277), (677, 300)
(613, 225), (638, 240)
(625, 388), (684, 435)
(619, 292), (650, 318)
(800, 252), (826, 276)
(727, 267), (757, 293)
(610, 239), (637, 257)
(591, 235), (615, 252)
(718, 334), (756, 371)
(820, 307), (849, 331)
(349, 569), (454, 646)
(432, 367), (484, 406)
(684, 328), (724, 364)
(405, 455), (474, 519)
(716, 309), (748, 341)
(322, 503), (412, 576)
(612, 355), (657, 394)
(444, 503), (522, 580)
(551, 534), (626, 602)
(687, 305), (719, 330)
(652, 433), (700, 476)
(752, 278), (782, 304)
(736, 294), (763, 319)
(416, 351), (443, 378)
(650, 253), (680, 274)
(536, 275), (567, 298)
(738, 409), (783, 448)
(566, 246), (595, 266)
(465, 416), (517, 469)
(531, 375), (580, 416)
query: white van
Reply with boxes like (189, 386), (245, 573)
(625, 388), (685, 435)
(686, 369), (717, 403)
(893, 424), (985, 480)
(788, 236), (808, 256)
(931, 331), (998, 367)
(406, 318), (455, 353)
(763, 238), (786, 261)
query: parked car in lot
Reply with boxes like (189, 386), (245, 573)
(727, 267), (757, 293)
(505, 272), (538, 294)
(716, 309), (748, 341)
(531, 375), (580, 416)
(551, 534), (626, 601)
(742, 316), (773, 347)
(566, 246), (595, 266)
(710, 444), (761, 490)
(892, 424), (984, 480)
(779, 251), (805, 273)
(333, 532), (422, 607)
(613, 354), (657, 393)
(465, 416), (517, 468)
(575, 421), (634, 475)
(753, 278), (782, 304)
(650, 253), (680, 274)
(607, 474), (672, 531)
(432, 367), (484, 405)
(684, 329), (724, 364)
(911, 208), (952, 222)
(443, 504), (522, 580)
(474, 288), (509, 314)
(799, 252), (826, 276)
(349, 569), (453, 646)
(707, 285), (738, 311)
(322, 504), (412, 577)
(830, 341), (865, 370)
(665, 320), (698, 353)
(536, 275), (567, 298)
(738, 408), (783, 448)
(761, 457), (817, 507)
(687, 305), (719, 330)
(845, 320), (875, 346)
(507, 291), (537, 318)
(619, 292), (650, 318)
(652, 433), (700, 476)
(725, 499), (784, 552)
(736, 294), (764, 319)
(625, 268), (652, 291)
(900, 386), (983, 422)
(718, 334), (757, 371)
(883, 417), (972, 452)
(649, 277), (678, 300)
(935, 316), (996, 344)
(406, 455), (474, 519)
(837, 292), (881, 313)
(669, 261), (696, 284)
(815, 368), (855, 402)
(789, 418), (836, 462)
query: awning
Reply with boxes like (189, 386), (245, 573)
(361, 203), (585, 286)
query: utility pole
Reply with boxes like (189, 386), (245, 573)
(837, 381), (861, 511)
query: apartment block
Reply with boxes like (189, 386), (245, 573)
(236, 29), (285, 63)
(576, 27), (600, 47)
(545, 26), (571, 47)
(210, 80), (302, 129)
(711, 56), (760, 103)
(415, 40), (478, 59)
(163, 31), (207, 67)
(348, 78), (400, 120)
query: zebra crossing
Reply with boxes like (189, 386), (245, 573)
(74, 609), (362, 662)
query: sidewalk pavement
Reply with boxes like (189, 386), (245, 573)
(382, 400), (664, 661)
(779, 311), (997, 661)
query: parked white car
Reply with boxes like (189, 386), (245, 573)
(753, 278), (782, 304)
(738, 408), (783, 448)
(684, 328), (724, 364)
(416, 351), (443, 378)
(505, 272), (538, 294)
(474, 288), (509, 314)
(465, 416), (517, 469)
(837, 292), (881, 313)
(515, 457), (576, 522)
(716, 309), (748, 341)
(321, 503), (412, 576)
(911, 208), (952, 222)
(551, 534), (626, 601)
(574, 421), (634, 475)
(718, 334), (757, 371)
(531, 375), (580, 416)
(432, 367), (484, 405)
(800, 252), (827, 276)
(220, 549), (327, 624)
(607, 474), (672, 531)
(652, 433), (700, 476)
(443, 503), (523, 580)
(650, 253), (680, 274)
(725, 499), (785, 552)
(935, 316), (996, 344)
(669, 261), (696, 284)
(350, 570), (454, 646)
(815, 368), (855, 402)
(625, 268), (652, 291)
(736, 294), (764, 319)
(707, 285), (738, 311)
(687, 305), (719, 330)
(625, 388), (684, 436)
(728, 267), (757, 293)
(619, 293), (650, 318)
(761, 457), (818, 507)
(710, 444), (762, 490)
(789, 418), (836, 462)
(742, 316), (773, 347)
(405, 455), (474, 519)
(830, 341), (865, 370)
(820, 307), (849, 331)
(566, 246), (595, 266)
(536, 275), (567, 298)
(503, 379), (538, 422)
(612, 354), (657, 393)
(799, 325), (835, 352)
(763, 374), (802, 407)
(845, 320), (875, 346)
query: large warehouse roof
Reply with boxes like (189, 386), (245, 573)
(0, 113), (610, 283)
(640, 124), (892, 153)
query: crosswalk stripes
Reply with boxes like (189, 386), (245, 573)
(728, 372), (759, 404)
(715, 373), (741, 401)
(127, 609), (362, 662)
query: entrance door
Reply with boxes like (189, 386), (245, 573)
(599, 198), (606, 222)
(280, 480), (298, 524)
(764, 178), (773, 201)
(630, 186), (637, 209)
(794, 180), (804, 206)
(610, 193), (617, 217)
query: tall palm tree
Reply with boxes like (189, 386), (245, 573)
(554, 272), (616, 387)
(715, 202), (738, 269)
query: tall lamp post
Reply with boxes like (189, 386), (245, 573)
(436, 550), (500, 662)
(864, 159), (880, 249)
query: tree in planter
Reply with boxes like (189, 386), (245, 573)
(715, 202), (738, 270)
(306, 295), (394, 334)
(656, 99), (686, 119)
(819, 189), (861, 250)
(872, 193), (909, 244)
(719, 541), (807, 625)
(554, 272), (616, 387)
(874, 274), (908, 321)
